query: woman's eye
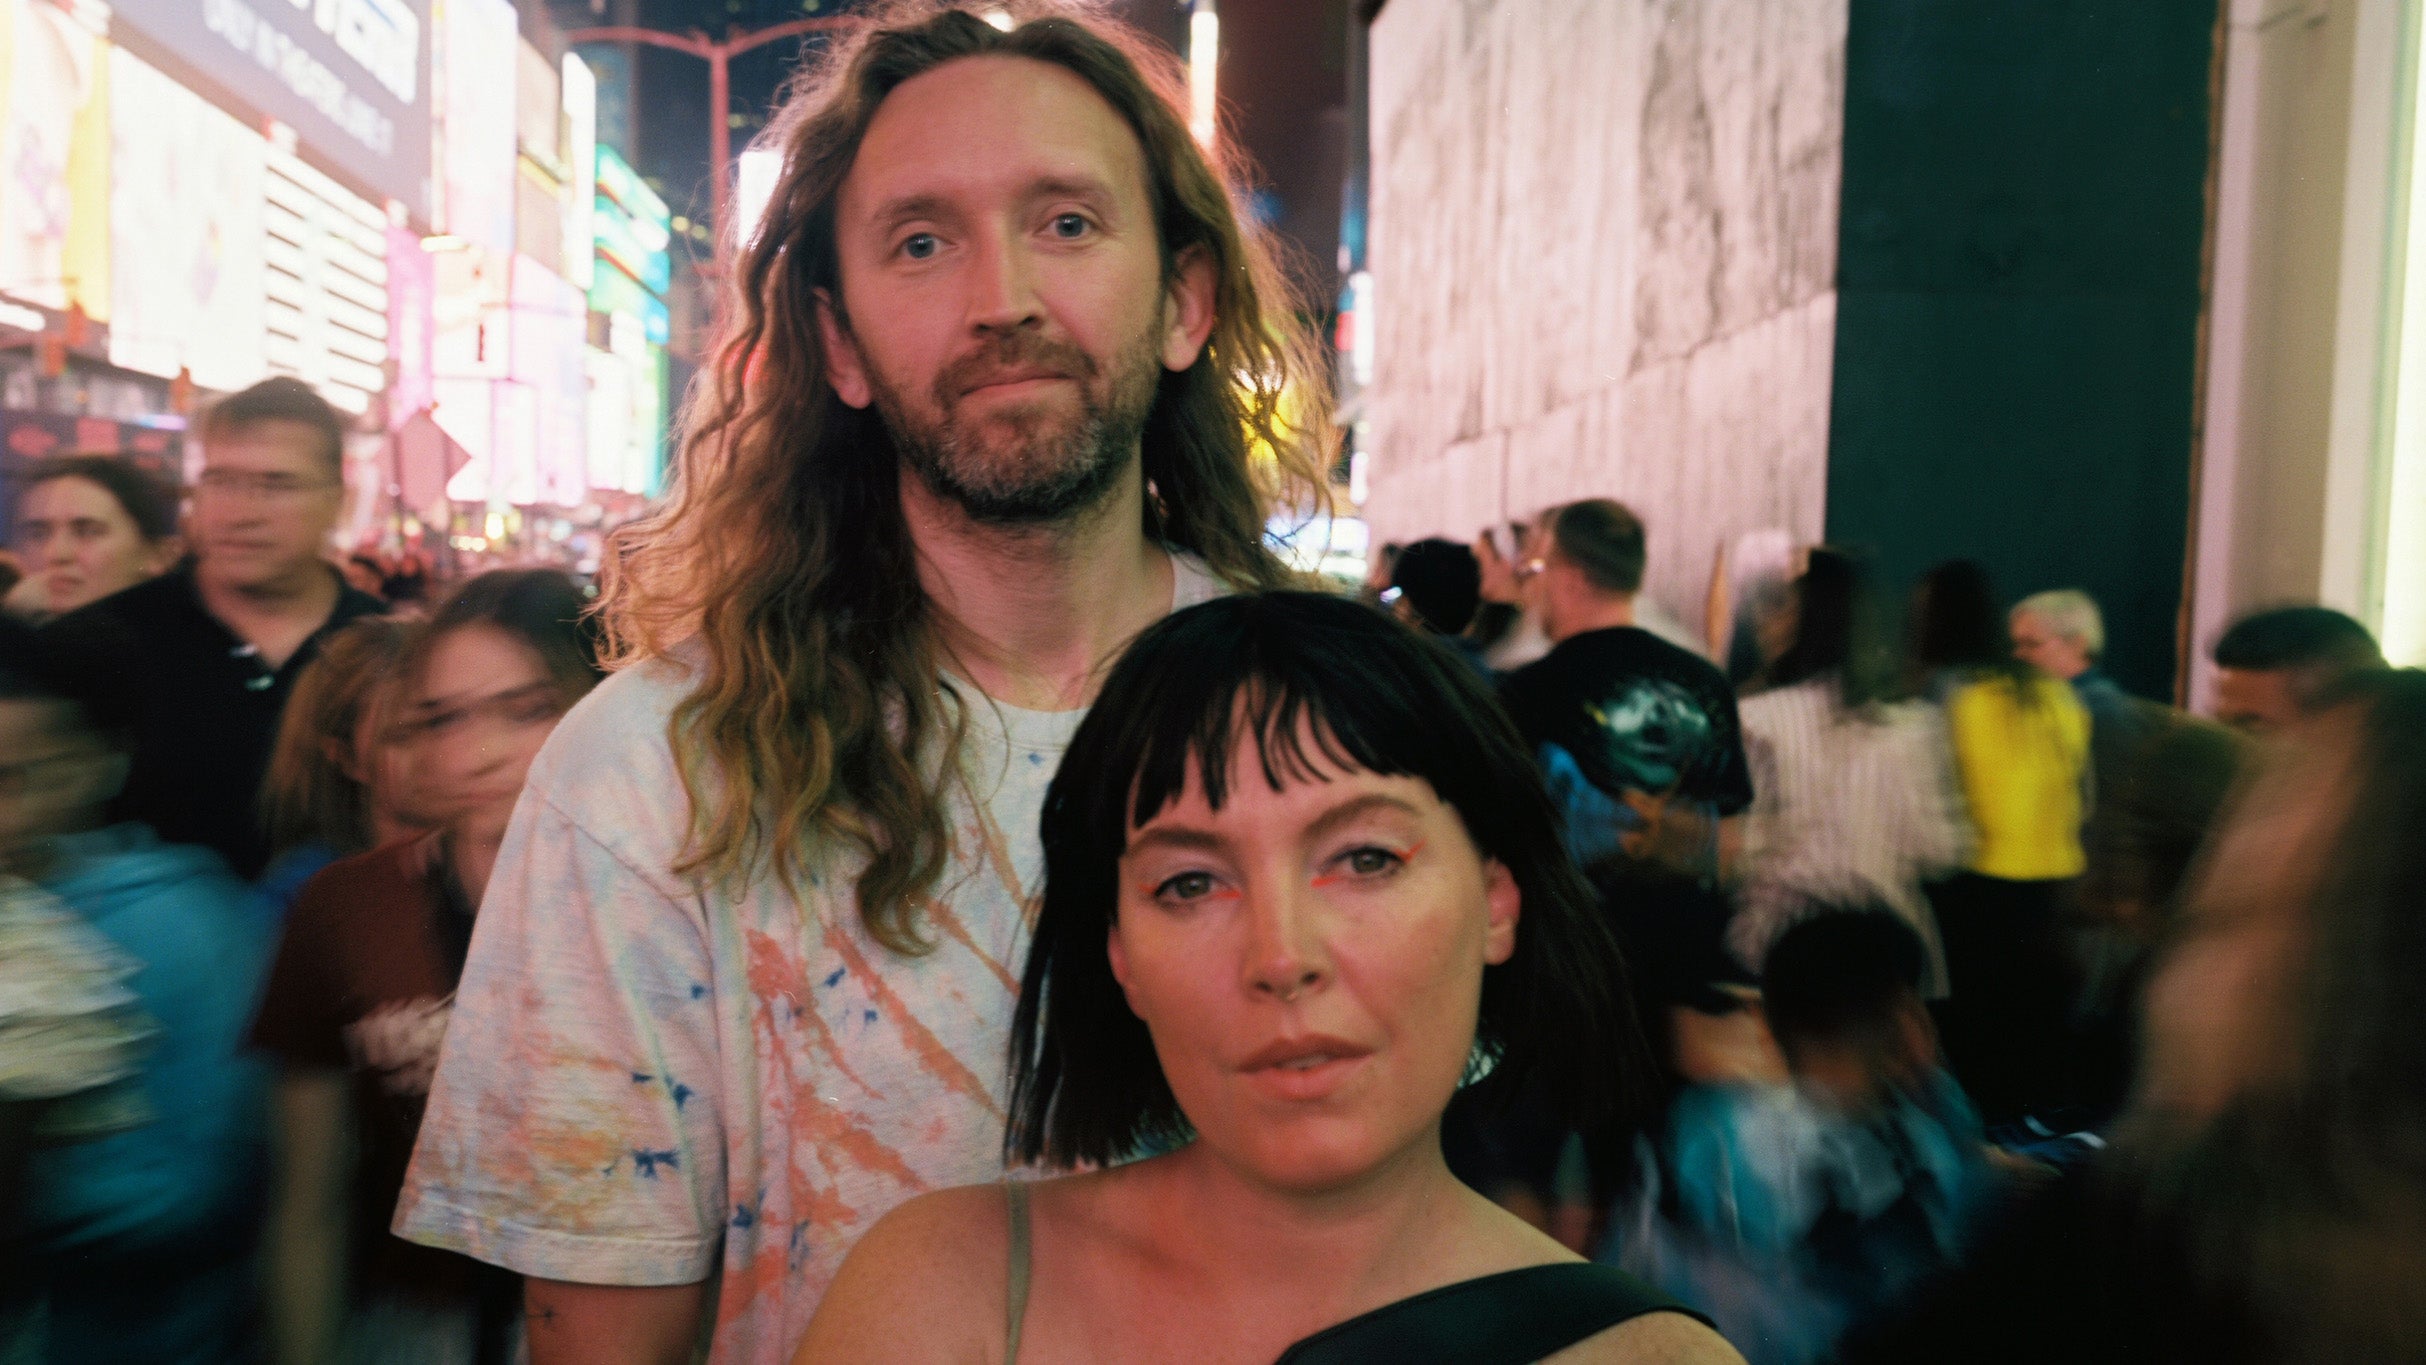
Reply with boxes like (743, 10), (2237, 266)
(1338, 846), (1405, 878)
(1049, 213), (1090, 240)
(1155, 870), (1219, 902)
(900, 232), (940, 261)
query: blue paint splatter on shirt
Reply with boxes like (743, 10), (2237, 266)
(732, 1203), (758, 1230)
(631, 1072), (654, 1084)
(670, 1082), (695, 1110)
(690, 983), (708, 1000)
(632, 1149), (681, 1179)
(822, 966), (846, 989)
(863, 1009), (878, 1025)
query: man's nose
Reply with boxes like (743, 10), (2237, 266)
(966, 231), (1045, 336)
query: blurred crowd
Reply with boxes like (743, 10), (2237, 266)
(0, 377), (603, 1362)
(0, 369), (2415, 1363)
(1367, 503), (2418, 1361)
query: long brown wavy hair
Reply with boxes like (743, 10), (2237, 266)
(599, 1), (1330, 954)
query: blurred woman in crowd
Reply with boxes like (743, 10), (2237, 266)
(6, 455), (182, 623)
(251, 570), (603, 1365)
(1852, 668), (2426, 1363)
(1731, 550), (1965, 992)
(797, 593), (1740, 1363)
(257, 617), (431, 912)
(1907, 560), (2089, 1124)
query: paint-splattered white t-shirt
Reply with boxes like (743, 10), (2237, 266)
(394, 556), (1223, 1363)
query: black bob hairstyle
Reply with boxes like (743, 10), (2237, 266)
(1007, 591), (1646, 1169)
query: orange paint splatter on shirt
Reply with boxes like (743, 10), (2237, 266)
(923, 897), (1020, 995)
(820, 925), (1005, 1121)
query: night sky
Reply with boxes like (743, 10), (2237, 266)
(546, 0), (1347, 309)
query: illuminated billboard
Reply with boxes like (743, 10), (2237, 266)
(440, 0), (516, 255)
(561, 55), (596, 291)
(109, 0), (432, 223)
(592, 146), (671, 295)
(107, 47), (268, 392)
(265, 148), (391, 415)
(386, 226), (436, 426)
(0, 0), (110, 319)
(509, 256), (587, 507)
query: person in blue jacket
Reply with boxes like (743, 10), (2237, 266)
(0, 615), (277, 1362)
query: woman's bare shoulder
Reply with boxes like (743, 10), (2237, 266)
(1553, 1310), (1747, 1365)
(789, 1184), (1016, 1364)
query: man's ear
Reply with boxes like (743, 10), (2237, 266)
(1160, 244), (1219, 373)
(1481, 859), (1520, 966)
(814, 288), (874, 409)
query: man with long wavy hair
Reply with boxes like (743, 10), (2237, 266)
(391, 4), (1327, 1360)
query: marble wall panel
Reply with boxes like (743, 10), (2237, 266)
(1364, 0), (1843, 633)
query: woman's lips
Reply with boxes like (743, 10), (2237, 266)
(1240, 1035), (1374, 1101)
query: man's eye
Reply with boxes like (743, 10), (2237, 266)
(1049, 213), (1090, 239)
(900, 233), (940, 260)
(1155, 870), (1219, 902)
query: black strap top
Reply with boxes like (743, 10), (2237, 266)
(1001, 1182), (1706, 1364)
(1274, 1261), (1705, 1365)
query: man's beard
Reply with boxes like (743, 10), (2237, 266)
(866, 321), (1164, 527)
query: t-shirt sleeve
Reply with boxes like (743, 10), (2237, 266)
(249, 873), (349, 1071)
(392, 784), (725, 1287)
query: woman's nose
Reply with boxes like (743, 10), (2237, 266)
(1241, 879), (1331, 1003)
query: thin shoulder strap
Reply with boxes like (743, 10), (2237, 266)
(1274, 1262), (1707, 1365)
(1003, 1182), (1033, 1365)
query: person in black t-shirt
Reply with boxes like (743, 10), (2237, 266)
(1496, 499), (1752, 884)
(1449, 500), (1753, 1241)
(44, 379), (384, 881)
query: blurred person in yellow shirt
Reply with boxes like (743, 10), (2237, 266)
(1907, 561), (2090, 1125)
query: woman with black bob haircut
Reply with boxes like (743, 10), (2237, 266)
(796, 593), (1739, 1364)
(1012, 591), (1644, 1165)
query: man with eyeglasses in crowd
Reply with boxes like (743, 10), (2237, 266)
(46, 377), (384, 879)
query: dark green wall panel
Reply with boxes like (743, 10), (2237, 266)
(1827, 0), (2217, 699)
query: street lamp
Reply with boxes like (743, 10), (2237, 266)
(563, 17), (857, 278)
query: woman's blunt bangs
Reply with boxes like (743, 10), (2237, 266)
(1007, 592), (1645, 1169)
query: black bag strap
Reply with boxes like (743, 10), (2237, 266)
(1273, 1262), (1707, 1365)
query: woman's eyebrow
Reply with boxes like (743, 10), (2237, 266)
(1125, 824), (1225, 857)
(1123, 793), (1422, 858)
(1302, 792), (1423, 844)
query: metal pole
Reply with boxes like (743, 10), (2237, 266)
(710, 46), (732, 279)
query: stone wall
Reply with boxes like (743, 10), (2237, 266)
(1361, 0), (1844, 630)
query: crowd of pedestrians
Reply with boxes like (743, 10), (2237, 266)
(0, 3), (2418, 1363)
(1375, 508), (2405, 1360)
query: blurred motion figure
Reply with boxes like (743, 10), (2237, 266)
(252, 572), (602, 1365)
